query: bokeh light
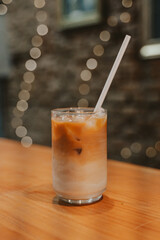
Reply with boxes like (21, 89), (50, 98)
(99, 30), (111, 42)
(13, 107), (24, 117)
(18, 90), (30, 101)
(36, 10), (47, 22)
(21, 136), (33, 148)
(77, 98), (89, 107)
(15, 126), (27, 138)
(32, 35), (43, 47)
(146, 147), (157, 158)
(17, 100), (28, 112)
(11, 118), (23, 129)
(122, 0), (133, 8)
(20, 82), (32, 91)
(107, 16), (118, 27)
(93, 44), (104, 56)
(155, 141), (160, 152)
(0, 4), (7, 15)
(86, 58), (98, 70)
(25, 59), (37, 71)
(130, 142), (142, 153)
(37, 24), (48, 36)
(121, 147), (132, 159)
(2, 0), (12, 4)
(79, 84), (90, 95)
(30, 47), (41, 59)
(120, 12), (131, 23)
(23, 72), (35, 84)
(34, 0), (46, 9)
(80, 70), (92, 81)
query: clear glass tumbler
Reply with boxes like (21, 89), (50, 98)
(51, 107), (107, 205)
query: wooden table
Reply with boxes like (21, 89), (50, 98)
(0, 138), (160, 240)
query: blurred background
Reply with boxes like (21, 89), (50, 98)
(0, 0), (160, 168)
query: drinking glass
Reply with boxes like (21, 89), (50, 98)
(51, 107), (107, 205)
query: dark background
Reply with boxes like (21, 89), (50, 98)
(0, 0), (160, 168)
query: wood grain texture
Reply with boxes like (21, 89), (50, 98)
(0, 138), (160, 240)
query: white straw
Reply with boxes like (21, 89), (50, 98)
(94, 35), (131, 112)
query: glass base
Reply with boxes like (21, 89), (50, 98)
(57, 194), (103, 205)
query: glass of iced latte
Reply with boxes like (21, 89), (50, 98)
(51, 107), (107, 205)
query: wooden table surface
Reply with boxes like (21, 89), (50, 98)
(0, 138), (160, 240)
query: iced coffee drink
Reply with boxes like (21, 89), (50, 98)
(51, 107), (107, 205)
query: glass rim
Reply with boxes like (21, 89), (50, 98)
(51, 107), (107, 115)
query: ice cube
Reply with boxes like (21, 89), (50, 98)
(85, 117), (96, 128)
(61, 115), (72, 122)
(94, 111), (105, 119)
(73, 114), (85, 122)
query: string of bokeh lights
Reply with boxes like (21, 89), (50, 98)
(0, 0), (48, 147)
(77, 0), (160, 160)
(77, 0), (133, 108)
(0, 0), (160, 157)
